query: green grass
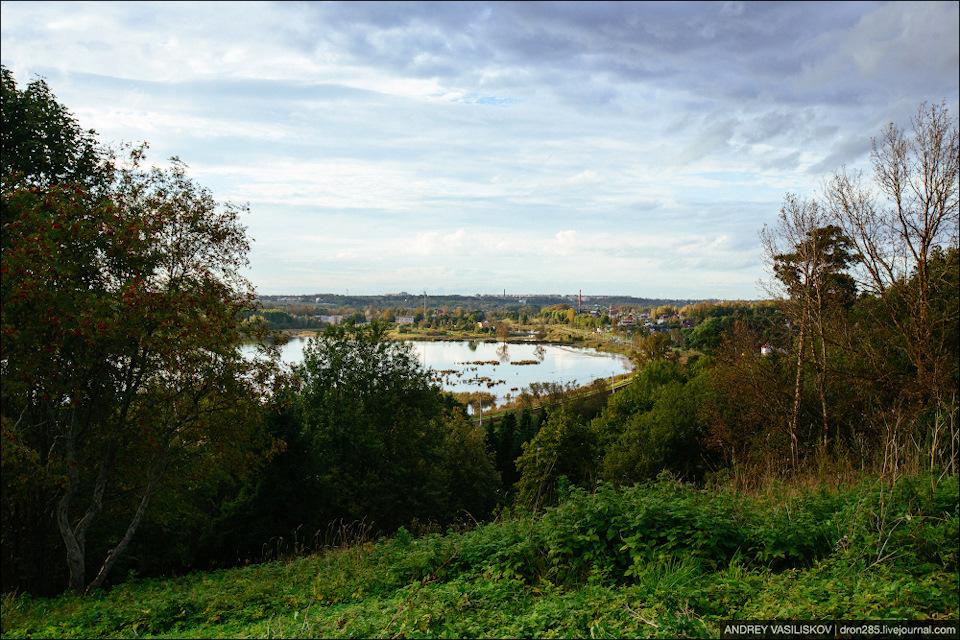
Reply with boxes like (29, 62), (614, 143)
(3, 473), (956, 639)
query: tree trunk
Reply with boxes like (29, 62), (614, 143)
(85, 457), (167, 594)
(56, 480), (86, 594)
(789, 313), (808, 471)
(56, 408), (117, 593)
(814, 285), (831, 450)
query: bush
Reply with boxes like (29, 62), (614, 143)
(840, 475), (959, 574)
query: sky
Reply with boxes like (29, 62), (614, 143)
(2, 1), (958, 300)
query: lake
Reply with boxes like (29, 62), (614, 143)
(254, 337), (632, 408)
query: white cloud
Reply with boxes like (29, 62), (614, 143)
(2, 1), (956, 298)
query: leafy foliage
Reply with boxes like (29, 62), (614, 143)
(218, 322), (501, 547)
(247, 308), (323, 330)
(2, 68), (956, 640)
(2, 69), (283, 594)
(2, 474), (955, 638)
(1, 66), (108, 189)
(514, 407), (598, 511)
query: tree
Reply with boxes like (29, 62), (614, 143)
(292, 323), (498, 531)
(635, 331), (673, 365)
(701, 322), (795, 477)
(2, 150), (281, 594)
(514, 407), (597, 512)
(436, 410), (502, 521)
(821, 101), (958, 405)
(686, 317), (726, 353)
(487, 412), (520, 488)
(597, 369), (711, 485)
(1, 66), (108, 190)
(761, 196), (858, 463)
(652, 304), (678, 319)
(591, 360), (687, 452)
(194, 402), (317, 567)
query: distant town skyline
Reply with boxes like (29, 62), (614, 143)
(2, 1), (957, 299)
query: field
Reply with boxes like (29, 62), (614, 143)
(3, 473), (956, 639)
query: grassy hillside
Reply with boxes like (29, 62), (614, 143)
(2, 473), (956, 639)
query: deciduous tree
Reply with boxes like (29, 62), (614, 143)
(761, 196), (857, 463)
(1, 66), (108, 190)
(2, 153), (281, 594)
(2, 69), (282, 594)
(292, 323), (498, 531)
(515, 407), (597, 512)
(821, 101), (958, 405)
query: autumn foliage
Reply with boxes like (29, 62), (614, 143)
(2, 69), (283, 595)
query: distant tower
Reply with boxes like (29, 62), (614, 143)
(578, 290), (582, 314)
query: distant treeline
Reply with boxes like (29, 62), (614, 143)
(259, 293), (713, 314)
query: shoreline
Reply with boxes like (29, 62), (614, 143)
(281, 325), (640, 360)
(278, 327), (639, 417)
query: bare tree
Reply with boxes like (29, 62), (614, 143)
(821, 101), (958, 403)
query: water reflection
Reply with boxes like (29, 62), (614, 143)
(252, 338), (631, 408)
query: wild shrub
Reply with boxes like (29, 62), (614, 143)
(3, 474), (957, 638)
(614, 476), (745, 576)
(840, 474), (959, 574)
(539, 482), (629, 584)
(743, 488), (843, 570)
(535, 474), (747, 587)
(452, 515), (551, 584)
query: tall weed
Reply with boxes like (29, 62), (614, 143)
(840, 474), (959, 573)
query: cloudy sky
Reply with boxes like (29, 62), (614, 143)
(2, 1), (958, 299)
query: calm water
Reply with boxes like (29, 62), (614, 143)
(251, 338), (632, 407)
